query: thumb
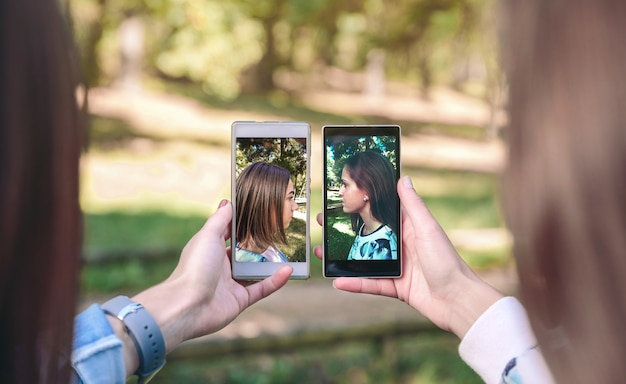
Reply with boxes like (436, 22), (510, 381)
(397, 176), (430, 222)
(201, 199), (233, 240)
(397, 176), (446, 240)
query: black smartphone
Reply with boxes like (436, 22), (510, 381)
(231, 121), (311, 280)
(323, 125), (401, 278)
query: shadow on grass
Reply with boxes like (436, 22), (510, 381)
(161, 81), (488, 140)
(325, 214), (355, 261)
(87, 114), (226, 151)
(87, 115), (160, 151)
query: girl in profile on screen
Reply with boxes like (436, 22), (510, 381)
(235, 162), (299, 262)
(340, 151), (399, 260)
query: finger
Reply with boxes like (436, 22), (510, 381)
(397, 177), (465, 270)
(397, 177), (449, 241)
(333, 277), (399, 299)
(313, 245), (323, 260)
(201, 200), (233, 240)
(245, 265), (292, 305)
(314, 213), (323, 260)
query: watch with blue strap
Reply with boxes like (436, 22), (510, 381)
(102, 296), (166, 384)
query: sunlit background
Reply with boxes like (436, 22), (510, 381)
(69, 0), (515, 382)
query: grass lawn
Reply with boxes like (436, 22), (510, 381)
(81, 166), (507, 293)
(154, 333), (481, 384)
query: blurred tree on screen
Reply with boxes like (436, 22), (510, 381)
(326, 135), (398, 189)
(236, 138), (308, 197)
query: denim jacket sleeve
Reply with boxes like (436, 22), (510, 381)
(458, 297), (555, 384)
(71, 304), (126, 384)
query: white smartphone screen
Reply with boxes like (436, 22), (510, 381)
(231, 121), (310, 280)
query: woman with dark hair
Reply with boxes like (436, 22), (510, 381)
(0, 1), (291, 382)
(235, 162), (299, 262)
(1, 0), (83, 381)
(339, 151), (398, 260)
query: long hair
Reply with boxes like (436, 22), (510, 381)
(344, 151), (398, 235)
(502, 1), (626, 382)
(236, 162), (291, 251)
(0, 0), (83, 382)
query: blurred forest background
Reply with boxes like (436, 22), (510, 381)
(67, 0), (514, 382)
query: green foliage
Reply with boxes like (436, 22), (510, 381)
(283, 217), (307, 262)
(325, 134), (398, 189)
(156, 2), (264, 99)
(72, 0), (498, 98)
(236, 137), (308, 195)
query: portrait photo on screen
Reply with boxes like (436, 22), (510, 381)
(324, 128), (400, 269)
(234, 137), (308, 264)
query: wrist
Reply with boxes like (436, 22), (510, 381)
(102, 296), (167, 382)
(447, 273), (504, 339)
(131, 279), (201, 354)
(106, 313), (140, 376)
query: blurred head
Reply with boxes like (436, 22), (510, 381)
(502, 1), (626, 382)
(236, 162), (296, 252)
(0, 0), (83, 381)
(341, 151), (398, 235)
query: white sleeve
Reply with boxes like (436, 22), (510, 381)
(458, 296), (545, 384)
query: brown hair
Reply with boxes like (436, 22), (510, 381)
(0, 0), (83, 382)
(236, 162), (292, 252)
(502, 1), (626, 382)
(344, 151), (399, 235)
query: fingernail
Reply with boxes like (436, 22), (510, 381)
(218, 199), (228, 208)
(403, 176), (414, 189)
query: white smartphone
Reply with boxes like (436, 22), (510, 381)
(322, 125), (402, 278)
(231, 121), (310, 280)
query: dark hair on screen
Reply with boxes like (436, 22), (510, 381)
(0, 0), (83, 382)
(502, 1), (626, 382)
(236, 162), (291, 251)
(344, 151), (398, 235)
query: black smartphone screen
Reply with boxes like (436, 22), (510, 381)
(323, 125), (401, 278)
